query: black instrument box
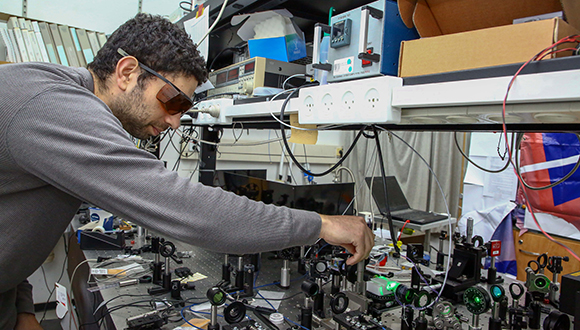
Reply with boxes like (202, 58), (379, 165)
(559, 270), (580, 316)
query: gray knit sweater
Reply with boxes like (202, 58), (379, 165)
(0, 62), (321, 327)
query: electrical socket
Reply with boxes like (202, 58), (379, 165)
(303, 95), (315, 118)
(192, 99), (234, 125)
(341, 91), (355, 111)
(298, 75), (402, 124)
(321, 93), (334, 120)
(365, 88), (381, 114)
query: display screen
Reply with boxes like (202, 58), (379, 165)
(216, 72), (227, 84)
(227, 68), (239, 80)
(332, 20), (345, 38)
(244, 61), (255, 73)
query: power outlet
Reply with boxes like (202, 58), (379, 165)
(180, 138), (199, 159)
(303, 95), (315, 118)
(321, 93), (334, 120)
(365, 88), (380, 112)
(341, 91), (355, 111)
(338, 91), (357, 121)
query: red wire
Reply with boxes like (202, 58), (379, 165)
(502, 35), (580, 262)
(398, 220), (410, 241)
(537, 47), (579, 60)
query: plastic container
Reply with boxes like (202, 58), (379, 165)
(269, 313), (285, 326)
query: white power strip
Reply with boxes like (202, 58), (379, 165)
(298, 75), (402, 125)
(192, 98), (234, 125)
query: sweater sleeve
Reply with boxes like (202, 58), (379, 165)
(15, 280), (34, 315)
(7, 86), (321, 253)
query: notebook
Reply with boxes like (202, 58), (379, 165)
(365, 176), (448, 224)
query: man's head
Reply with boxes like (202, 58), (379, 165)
(88, 13), (208, 139)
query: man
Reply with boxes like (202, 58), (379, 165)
(0, 13), (374, 329)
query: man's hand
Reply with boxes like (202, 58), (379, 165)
(15, 313), (43, 330)
(319, 214), (375, 265)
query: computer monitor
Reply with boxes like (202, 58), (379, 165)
(365, 176), (410, 212)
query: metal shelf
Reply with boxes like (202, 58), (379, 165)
(187, 57), (580, 132)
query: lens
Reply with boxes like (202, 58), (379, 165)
(207, 287), (226, 305)
(157, 83), (192, 115)
(301, 280), (319, 297)
(535, 277), (547, 288)
(491, 285), (504, 299)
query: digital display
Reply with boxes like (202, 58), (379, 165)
(216, 72), (227, 84)
(227, 68), (239, 80)
(332, 21), (345, 39)
(244, 62), (255, 73)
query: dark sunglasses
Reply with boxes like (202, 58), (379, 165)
(117, 48), (193, 115)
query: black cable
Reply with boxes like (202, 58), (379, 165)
(172, 126), (196, 172)
(208, 46), (245, 71)
(159, 129), (177, 160)
(40, 266), (51, 296)
(515, 132), (580, 190)
(94, 299), (161, 325)
(39, 235), (69, 324)
(180, 1), (193, 11)
(278, 88), (366, 177)
(430, 245), (448, 256)
(91, 293), (152, 317)
(96, 295), (207, 325)
(362, 130), (376, 139)
(371, 126), (400, 255)
(189, 158), (201, 180)
(256, 292), (303, 301)
(454, 131), (513, 173)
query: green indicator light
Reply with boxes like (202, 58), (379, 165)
(474, 297), (481, 303)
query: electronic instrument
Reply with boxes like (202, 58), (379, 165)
(207, 57), (305, 96)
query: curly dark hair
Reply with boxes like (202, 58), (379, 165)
(88, 13), (208, 92)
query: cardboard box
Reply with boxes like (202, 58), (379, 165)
(396, 0), (580, 77)
(399, 18), (579, 77)
(397, 0), (565, 38)
(231, 9), (306, 62)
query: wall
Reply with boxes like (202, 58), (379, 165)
(161, 127), (347, 185)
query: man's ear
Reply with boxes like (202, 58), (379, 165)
(114, 56), (140, 91)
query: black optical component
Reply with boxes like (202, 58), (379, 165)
(330, 292), (349, 314)
(543, 310), (570, 330)
(207, 287), (226, 305)
(224, 301), (246, 324)
(301, 280), (319, 297)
